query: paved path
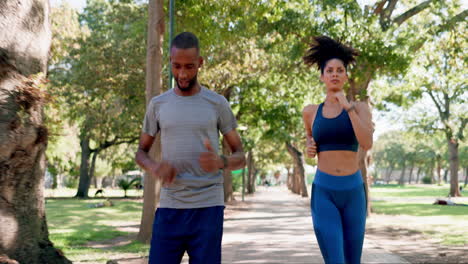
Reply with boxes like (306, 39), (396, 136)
(185, 185), (408, 263)
(127, 186), (409, 264)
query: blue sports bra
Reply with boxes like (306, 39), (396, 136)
(312, 103), (359, 152)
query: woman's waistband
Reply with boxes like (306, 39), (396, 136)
(313, 169), (363, 190)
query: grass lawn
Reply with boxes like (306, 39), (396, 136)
(46, 188), (149, 263)
(45, 185), (467, 262)
(369, 184), (468, 246)
(370, 183), (461, 197)
(45, 187), (144, 198)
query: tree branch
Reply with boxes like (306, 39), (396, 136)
(393, 0), (434, 26)
(99, 136), (139, 151)
(436, 9), (468, 33)
(351, 0), (360, 8)
(0, 195), (13, 207)
(456, 118), (467, 141)
(373, 0), (388, 15)
(385, 0), (399, 19)
(428, 90), (456, 134)
(443, 92), (450, 118)
(450, 86), (464, 100)
(409, 9), (468, 53)
(427, 89), (444, 117)
(222, 86), (234, 100)
(88, 150), (99, 180)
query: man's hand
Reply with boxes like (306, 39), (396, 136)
(199, 139), (222, 173)
(148, 161), (177, 186)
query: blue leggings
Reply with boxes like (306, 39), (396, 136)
(311, 169), (367, 264)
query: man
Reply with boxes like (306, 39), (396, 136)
(135, 32), (245, 264)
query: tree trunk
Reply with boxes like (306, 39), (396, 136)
(464, 167), (467, 187)
(349, 78), (373, 215)
(384, 167), (389, 181)
(246, 151), (251, 193)
(286, 166), (292, 190)
(137, 0), (164, 243)
(408, 165), (414, 184)
(437, 156), (442, 185)
(246, 151), (255, 194)
(448, 139), (461, 196)
(443, 169), (449, 184)
(430, 162), (435, 184)
(386, 163), (394, 184)
(253, 168), (258, 190)
(92, 176), (98, 189)
(253, 169), (257, 192)
(249, 168), (256, 193)
(416, 167), (422, 183)
(285, 142), (308, 197)
(241, 164), (246, 197)
(52, 171), (58, 189)
(76, 137), (92, 198)
(89, 151), (99, 189)
(359, 147), (372, 216)
(0, 0), (71, 262)
(137, 99), (163, 243)
(398, 160), (406, 185)
(292, 165), (300, 194)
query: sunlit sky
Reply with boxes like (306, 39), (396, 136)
(51, 0), (86, 10)
(50, 0), (459, 140)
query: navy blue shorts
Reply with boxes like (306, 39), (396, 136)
(148, 206), (224, 264)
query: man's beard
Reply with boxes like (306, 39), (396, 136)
(176, 75), (198, 92)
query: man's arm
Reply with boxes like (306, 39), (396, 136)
(221, 129), (246, 170)
(135, 133), (156, 171)
(199, 129), (246, 172)
(135, 133), (177, 184)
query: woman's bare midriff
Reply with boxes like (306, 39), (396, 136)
(317, 151), (359, 176)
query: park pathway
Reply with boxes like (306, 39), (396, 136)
(186, 185), (409, 263)
(121, 185), (409, 264)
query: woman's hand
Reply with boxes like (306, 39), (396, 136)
(333, 91), (353, 111)
(306, 137), (317, 158)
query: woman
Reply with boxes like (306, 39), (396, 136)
(302, 36), (373, 264)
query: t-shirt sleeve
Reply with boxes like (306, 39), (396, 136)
(218, 97), (238, 135)
(142, 99), (159, 136)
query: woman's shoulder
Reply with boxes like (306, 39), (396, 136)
(302, 104), (319, 115)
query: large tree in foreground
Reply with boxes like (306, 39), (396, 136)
(137, 0), (165, 244)
(0, 0), (71, 262)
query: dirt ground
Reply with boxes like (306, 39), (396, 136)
(365, 213), (468, 264)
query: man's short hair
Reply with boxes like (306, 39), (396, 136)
(171, 32), (199, 51)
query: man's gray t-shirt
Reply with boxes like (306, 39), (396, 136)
(142, 87), (237, 209)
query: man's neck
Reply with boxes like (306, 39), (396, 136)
(174, 83), (201, 96)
